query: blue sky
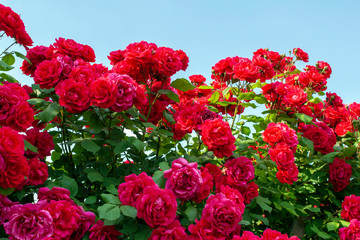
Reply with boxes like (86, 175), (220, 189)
(2, 0), (360, 103)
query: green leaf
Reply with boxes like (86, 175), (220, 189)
(163, 110), (176, 124)
(24, 139), (38, 153)
(81, 139), (101, 153)
(0, 73), (18, 83)
(27, 98), (46, 105)
(309, 97), (323, 104)
(0, 60), (14, 71)
(279, 202), (298, 216)
(339, 220), (350, 227)
(0, 187), (15, 196)
(38, 102), (60, 122)
(295, 113), (313, 124)
(222, 87), (231, 100)
(87, 171), (104, 183)
(152, 170), (165, 188)
(254, 95), (267, 104)
(241, 126), (251, 136)
(185, 205), (198, 222)
(208, 91), (220, 104)
(134, 225), (152, 240)
(301, 137), (314, 154)
(98, 203), (121, 221)
(159, 161), (170, 171)
(114, 141), (128, 154)
(327, 222), (339, 231)
(197, 85), (214, 90)
(128, 137), (146, 152)
(106, 184), (119, 195)
(238, 92), (255, 101)
(84, 196), (97, 204)
(61, 175), (78, 197)
(2, 53), (15, 65)
(250, 213), (269, 225)
(14, 51), (31, 64)
(158, 89), (180, 103)
(101, 194), (121, 204)
(256, 196), (272, 213)
(170, 78), (196, 92)
(120, 205), (137, 218)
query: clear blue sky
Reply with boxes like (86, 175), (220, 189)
(2, 0), (360, 103)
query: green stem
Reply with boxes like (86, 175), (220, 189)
(0, 41), (16, 56)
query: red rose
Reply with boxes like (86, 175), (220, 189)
(201, 118), (236, 158)
(335, 120), (354, 136)
(276, 163), (299, 185)
(38, 187), (72, 203)
(56, 78), (90, 113)
(293, 48), (309, 62)
(44, 200), (82, 238)
(117, 172), (156, 208)
(89, 220), (122, 240)
(108, 49), (125, 65)
(263, 122), (298, 150)
(224, 157), (255, 187)
(269, 143), (295, 171)
(136, 186), (177, 228)
(220, 185), (245, 214)
(202, 193), (243, 235)
(0, 127), (24, 157)
(81, 45), (96, 62)
(175, 49), (189, 71)
(164, 158), (203, 201)
(149, 220), (188, 240)
(341, 195), (360, 222)
(339, 219), (360, 240)
(302, 122), (336, 154)
(34, 59), (63, 89)
(239, 181), (259, 204)
(233, 58), (261, 83)
(235, 231), (260, 240)
(262, 229), (289, 240)
(54, 38), (84, 60)
(28, 158), (48, 186)
(6, 102), (34, 132)
(0, 155), (29, 189)
(0, 86), (22, 123)
(24, 128), (54, 160)
(192, 167), (214, 203)
(68, 64), (96, 85)
(189, 219), (226, 240)
(329, 158), (352, 192)
(21, 45), (48, 77)
(109, 73), (137, 112)
(154, 47), (183, 78)
(189, 74), (206, 86)
(284, 85), (307, 108)
(90, 76), (118, 108)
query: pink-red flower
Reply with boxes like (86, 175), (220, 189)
(329, 158), (352, 192)
(89, 220), (122, 240)
(136, 186), (177, 228)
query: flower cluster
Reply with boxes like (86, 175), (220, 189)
(339, 195), (360, 239)
(263, 123), (299, 184)
(0, 4), (33, 48)
(2, 187), (97, 240)
(0, 83), (34, 132)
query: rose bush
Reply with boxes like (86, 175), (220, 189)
(0, 3), (360, 240)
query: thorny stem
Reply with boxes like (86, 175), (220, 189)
(0, 41), (16, 56)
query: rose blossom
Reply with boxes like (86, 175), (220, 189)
(136, 186), (177, 228)
(90, 75), (118, 108)
(24, 128), (54, 160)
(55, 78), (91, 113)
(188, 219), (226, 240)
(89, 220), (122, 240)
(164, 158), (203, 201)
(38, 187), (73, 202)
(268, 143), (295, 171)
(27, 158), (48, 186)
(224, 157), (255, 187)
(0, 194), (17, 224)
(0, 126), (24, 157)
(149, 220), (188, 240)
(34, 59), (63, 89)
(117, 172), (157, 208)
(341, 195), (360, 221)
(339, 219), (360, 240)
(202, 193), (243, 235)
(4, 203), (53, 240)
(201, 118), (236, 158)
(276, 163), (299, 185)
(329, 158), (352, 192)
(192, 167), (214, 203)
(109, 73), (137, 112)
